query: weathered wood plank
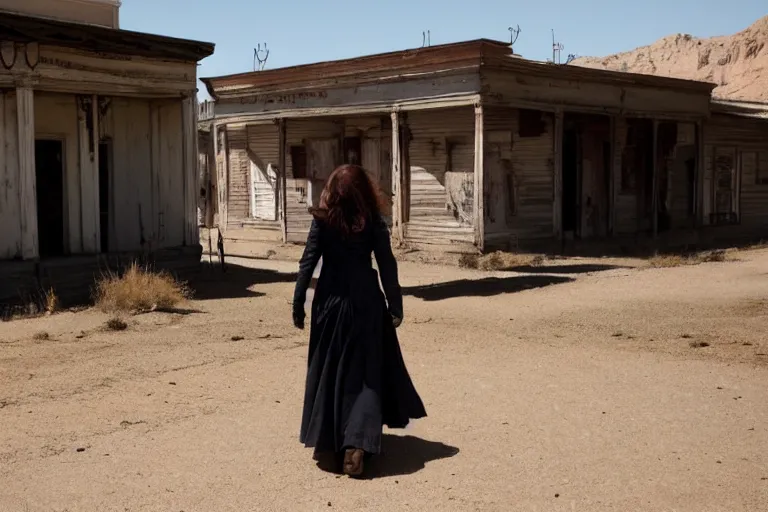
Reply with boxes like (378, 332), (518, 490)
(474, 103), (484, 251)
(553, 110), (563, 239)
(391, 111), (403, 241)
(16, 85), (37, 260)
(278, 119), (288, 243)
(0, 92), (21, 259)
(182, 95), (197, 246)
(215, 72), (483, 117)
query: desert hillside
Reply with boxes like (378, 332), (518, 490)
(572, 16), (768, 102)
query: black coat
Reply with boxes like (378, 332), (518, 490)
(293, 216), (426, 454)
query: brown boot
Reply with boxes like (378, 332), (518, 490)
(343, 448), (365, 477)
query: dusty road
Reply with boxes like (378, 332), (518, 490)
(1, 249), (768, 511)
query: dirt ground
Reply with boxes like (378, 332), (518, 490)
(1, 248), (768, 512)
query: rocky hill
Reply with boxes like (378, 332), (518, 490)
(572, 16), (768, 102)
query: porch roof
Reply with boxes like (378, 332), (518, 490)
(203, 38), (716, 100)
(0, 11), (214, 62)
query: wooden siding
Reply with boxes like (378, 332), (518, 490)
(481, 70), (711, 119)
(106, 97), (190, 253)
(704, 114), (768, 230)
(405, 107), (475, 247)
(484, 107), (554, 249)
(0, 92), (20, 259)
(226, 125), (250, 224)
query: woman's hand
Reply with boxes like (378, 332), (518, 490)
(392, 315), (402, 329)
(293, 309), (305, 330)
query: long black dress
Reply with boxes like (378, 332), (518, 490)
(292, 215), (426, 455)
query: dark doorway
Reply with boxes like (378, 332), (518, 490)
(99, 140), (111, 253)
(562, 124), (580, 235)
(35, 139), (65, 259)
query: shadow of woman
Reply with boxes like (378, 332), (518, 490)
(315, 434), (459, 478)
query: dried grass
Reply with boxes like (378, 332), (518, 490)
(460, 251), (545, 271)
(105, 317), (128, 331)
(94, 263), (189, 314)
(32, 331), (50, 341)
(647, 250), (731, 268)
(44, 289), (59, 315)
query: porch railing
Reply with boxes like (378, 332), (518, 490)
(198, 100), (215, 121)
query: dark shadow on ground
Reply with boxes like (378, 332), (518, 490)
(313, 435), (459, 478)
(508, 264), (625, 274)
(189, 263), (296, 301)
(403, 275), (574, 301)
(367, 435), (460, 478)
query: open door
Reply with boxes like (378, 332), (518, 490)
(35, 139), (65, 258)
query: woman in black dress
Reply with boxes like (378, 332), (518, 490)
(292, 164), (426, 477)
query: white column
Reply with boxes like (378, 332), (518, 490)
(16, 85), (38, 260)
(182, 94), (198, 245)
(473, 103), (485, 252)
(390, 110), (403, 242)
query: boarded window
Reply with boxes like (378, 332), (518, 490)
(290, 145), (307, 179)
(307, 138), (340, 180)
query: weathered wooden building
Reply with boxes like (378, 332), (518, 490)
(0, 7), (214, 306)
(200, 39), (767, 255)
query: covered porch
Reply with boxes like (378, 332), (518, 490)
(0, 11), (214, 305)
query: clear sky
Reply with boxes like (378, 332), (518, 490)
(120, 0), (766, 98)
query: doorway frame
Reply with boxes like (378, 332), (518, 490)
(34, 134), (68, 257)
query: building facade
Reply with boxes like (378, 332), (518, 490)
(0, 7), (214, 306)
(200, 40), (767, 255)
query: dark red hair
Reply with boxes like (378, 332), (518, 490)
(310, 164), (387, 236)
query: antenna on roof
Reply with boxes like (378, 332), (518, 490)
(253, 43), (270, 71)
(508, 25), (521, 53)
(551, 30), (564, 64)
(422, 30), (431, 48)
(565, 53), (577, 65)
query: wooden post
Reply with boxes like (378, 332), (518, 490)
(215, 124), (229, 232)
(278, 118), (287, 243)
(182, 94), (198, 246)
(695, 119), (704, 228)
(608, 115), (616, 237)
(90, 95), (101, 253)
(553, 109), (564, 241)
(473, 103), (485, 252)
(16, 84), (38, 260)
(390, 110), (404, 242)
(652, 119), (659, 239)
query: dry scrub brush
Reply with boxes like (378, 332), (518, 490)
(647, 249), (730, 268)
(94, 263), (189, 314)
(459, 251), (546, 271)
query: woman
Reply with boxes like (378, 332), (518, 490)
(292, 164), (426, 477)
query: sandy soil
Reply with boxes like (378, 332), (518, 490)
(1, 249), (768, 511)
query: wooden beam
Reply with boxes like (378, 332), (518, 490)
(473, 103), (485, 252)
(695, 120), (704, 228)
(16, 85), (37, 260)
(278, 118), (287, 243)
(390, 111), (403, 242)
(608, 115), (616, 236)
(89, 94), (101, 253)
(215, 124), (229, 232)
(213, 94), (483, 126)
(553, 109), (564, 241)
(652, 119), (659, 239)
(182, 95), (198, 246)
